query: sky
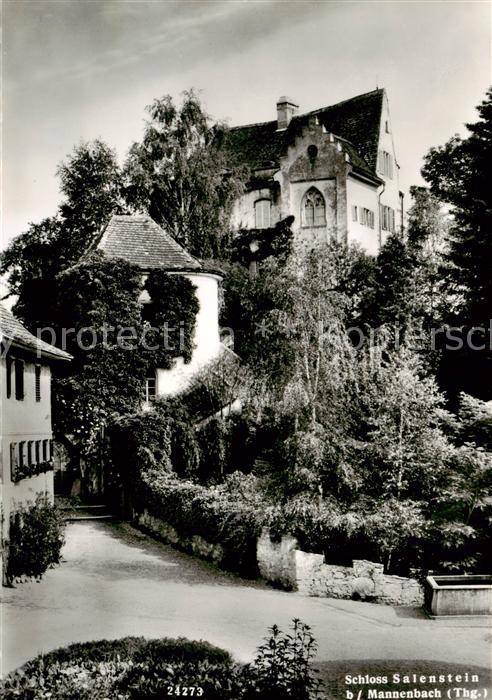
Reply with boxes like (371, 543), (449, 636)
(2, 0), (491, 250)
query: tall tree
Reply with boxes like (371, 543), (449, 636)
(1, 140), (123, 331)
(422, 88), (492, 324)
(406, 186), (450, 329)
(422, 88), (492, 399)
(123, 90), (244, 259)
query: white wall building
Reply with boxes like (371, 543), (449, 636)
(224, 89), (403, 256)
(0, 304), (71, 581)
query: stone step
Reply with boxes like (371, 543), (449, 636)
(66, 514), (114, 521)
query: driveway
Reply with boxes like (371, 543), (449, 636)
(2, 520), (490, 676)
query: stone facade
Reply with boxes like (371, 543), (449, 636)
(257, 529), (423, 607)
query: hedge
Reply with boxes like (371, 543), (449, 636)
(1, 622), (324, 699)
(136, 470), (266, 575)
(0, 637), (241, 700)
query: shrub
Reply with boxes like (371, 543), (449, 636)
(242, 619), (324, 700)
(0, 621), (324, 699)
(0, 636), (242, 700)
(136, 470), (267, 575)
(7, 496), (65, 582)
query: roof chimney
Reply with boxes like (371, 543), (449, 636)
(276, 96), (298, 130)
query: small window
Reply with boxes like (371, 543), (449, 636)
(144, 377), (156, 403)
(301, 187), (326, 227)
(42, 439), (49, 461)
(35, 440), (41, 464)
(307, 144), (318, 159)
(379, 150), (393, 179)
(6, 356), (13, 399)
(385, 120), (390, 133)
(15, 359), (24, 400)
(19, 441), (26, 469)
(254, 199), (271, 229)
(35, 365), (41, 402)
(351, 206), (358, 222)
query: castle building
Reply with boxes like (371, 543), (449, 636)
(223, 89), (403, 255)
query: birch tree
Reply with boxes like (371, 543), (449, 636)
(123, 90), (244, 259)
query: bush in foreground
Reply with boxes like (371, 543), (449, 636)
(7, 496), (65, 583)
(0, 621), (324, 700)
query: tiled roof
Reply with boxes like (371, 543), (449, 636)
(0, 305), (72, 361)
(97, 215), (201, 271)
(222, 89), (384, 179)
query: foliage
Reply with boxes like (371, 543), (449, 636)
(220, 256), (295, 389)
(1, 140), (123, 332)
(12, 460), (53, 484)
(422, 87), (492, 328)
(52, 251), (148, 457)
(242, 619), (324, 700)
(109, 411), (173, 481)
(230, 215), (295, 266)
(0, 636), (241, 700)
(1, 622), (324, 699)
(7, 496), (65, 582)
(123, 90), (244, 258)
(422, 88), (492, 399)
(142, 269), (199, 367)
(196, 416), (230, 483)
(136, 470), (267, 574)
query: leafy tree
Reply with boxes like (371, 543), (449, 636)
(422, 87), (492, 327)
(220, 257), (295, 390)
(1, 140), (123, 331)
(123, 90), (244, 259)
(422, 89), (492, 400)
(357, 342), (451, 502)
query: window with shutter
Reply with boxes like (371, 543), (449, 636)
(15, 359), (24, 400)
(6, 356), (13, 399)
(19, 441), (26, 468)
(35, 365), (41, 402)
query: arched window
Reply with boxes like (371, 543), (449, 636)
(254, 199), (271, 229)
(301, 187), (326, 227)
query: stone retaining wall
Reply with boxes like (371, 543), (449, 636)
(257, 529), (424, 606)
(137, 510), (224, 565)
(136, 513), (423, 607)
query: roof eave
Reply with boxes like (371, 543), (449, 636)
(348, 167), (384, 187)
(7, 337), (72, 362)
